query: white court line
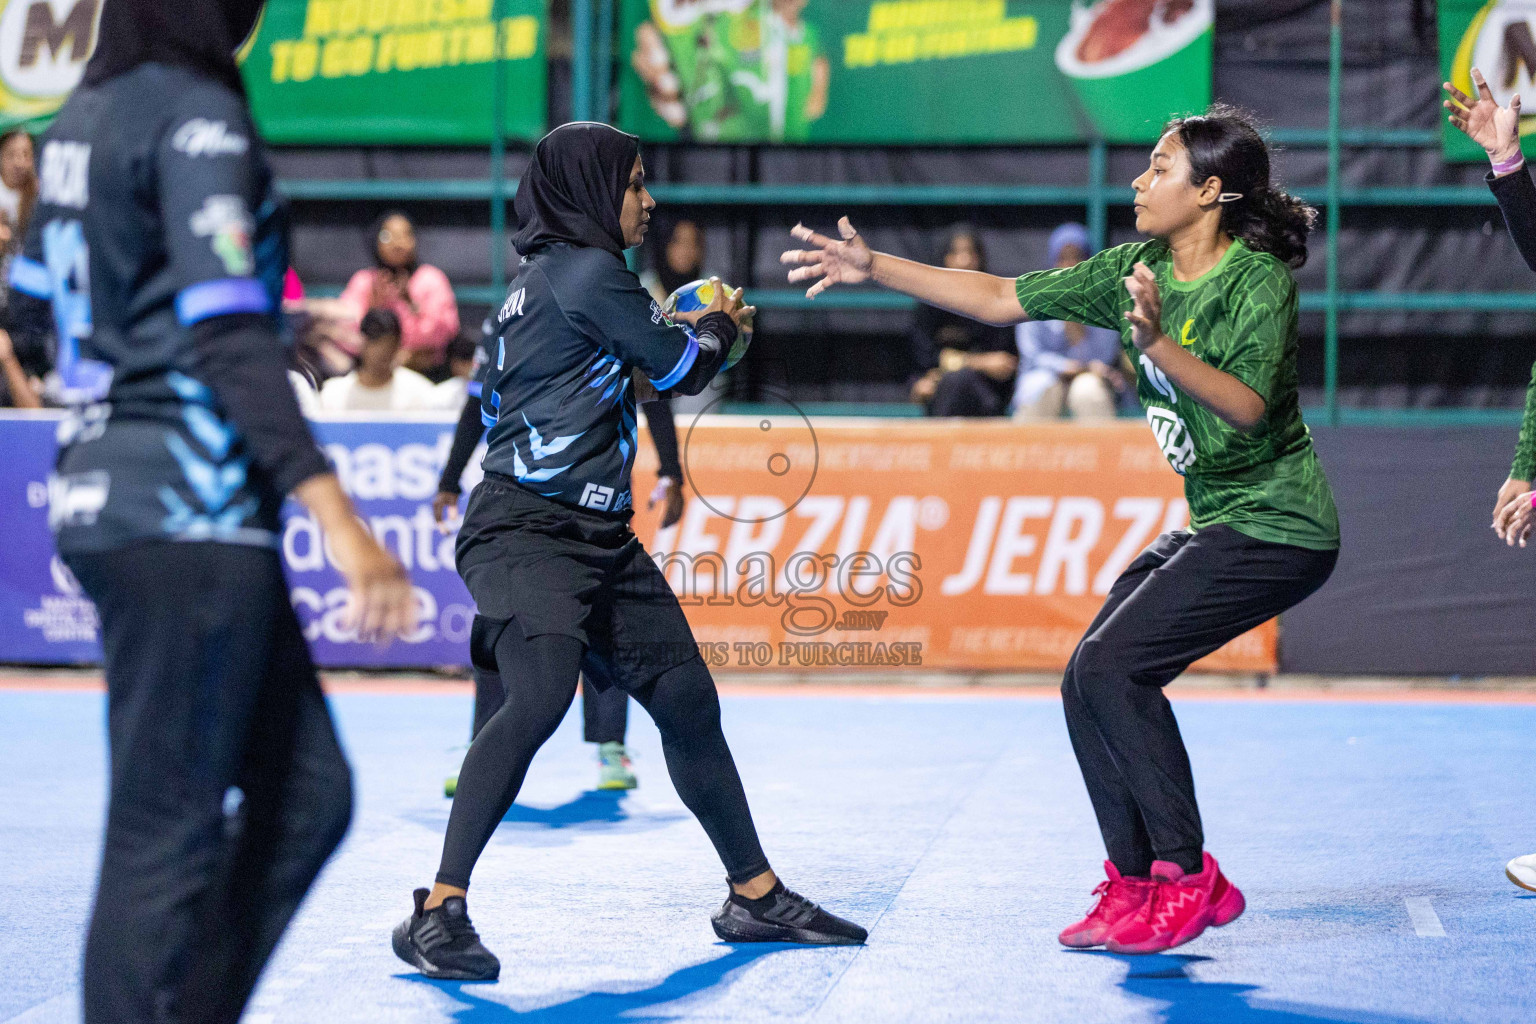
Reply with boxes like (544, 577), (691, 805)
(0, 993), (78, 1024)
(1404, 897), (1446, 937)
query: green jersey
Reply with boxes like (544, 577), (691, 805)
(1015, 238), (1340, 551)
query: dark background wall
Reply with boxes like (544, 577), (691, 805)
(1281, 425), (1536, 675)
(272, 0), (1536, 409)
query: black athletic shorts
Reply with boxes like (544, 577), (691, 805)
(455, 472), (701, 690)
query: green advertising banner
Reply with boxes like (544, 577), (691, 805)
(0, 0), (549, 143)
(619, 0), (1212, 145)
(1440, 0), (1536, 163)
(242, 0), (548, 145)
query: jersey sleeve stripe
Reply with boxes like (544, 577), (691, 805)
(649, 333), (699, 391)
(8, 256), (51, 298)
(174, 278), (272, 326)
(480, 408), (497, 428)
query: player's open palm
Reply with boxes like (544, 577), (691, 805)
(781, 218), (873, 298)
(1123, 262), (1164, 351)
(1444, 67), (1521, 161)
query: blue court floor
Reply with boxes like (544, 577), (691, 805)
(1, 683), (1532, 1024)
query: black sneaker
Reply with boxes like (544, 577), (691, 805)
(710, 880), (868, 945)
(391, 888), (501, 981)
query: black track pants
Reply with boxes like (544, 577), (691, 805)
(1061, 526), (1336, 876)
(437, 615), (769, 889)
(67, 542), (352, 1024)
(582, 678), (629, 745)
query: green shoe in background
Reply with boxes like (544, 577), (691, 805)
(597, 742), (637, 791)
(444, 775), (458, 798)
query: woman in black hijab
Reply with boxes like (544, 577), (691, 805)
(392, 123), (866, 982)
(28, 2), (415, 1022)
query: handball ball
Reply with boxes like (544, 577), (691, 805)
(663, 278), (753, 371)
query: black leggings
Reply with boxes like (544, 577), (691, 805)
(1061, 526), (1336, 877)
(438, 615), (769, 889)
(67, 542), (352, 1024)
(469, 669), (628, 745)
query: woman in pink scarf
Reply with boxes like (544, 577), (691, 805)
(340, 209), (459, 372)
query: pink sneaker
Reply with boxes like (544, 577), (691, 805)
(1058, 861), (1155, 948)
(1104, 852), (1245, 954)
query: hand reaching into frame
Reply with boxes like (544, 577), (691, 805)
(1494, 489), (1536, 548)
(1444, 67), (1523, 165)
(780, 218), (874, 299)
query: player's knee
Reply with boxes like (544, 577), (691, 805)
(1069, 639), (1126, 705)
(650, 658), (722, 738)
(1066, 373), (1116, 420)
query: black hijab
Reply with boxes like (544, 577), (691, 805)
(84, 0), (264, 96)
(512, 122), (639, 258)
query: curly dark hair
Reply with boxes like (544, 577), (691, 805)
(1164, 104), (1316, 269)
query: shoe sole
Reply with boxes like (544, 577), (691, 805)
(711, 917), (865, 946)
(391, 921), (500, 981)
(596, 780), (637, 790)
(1507, 866), (1536, 892)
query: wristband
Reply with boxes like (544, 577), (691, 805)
(1492, 151), (1526, 177)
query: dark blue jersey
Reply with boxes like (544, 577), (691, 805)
(12, 64), (290, 553)
(479, 243), (719, 517)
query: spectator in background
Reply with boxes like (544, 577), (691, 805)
(0, 328), (40, 408)
(319, 308), (439, 412)
(642, 219), (714, 417)
(339, 209), (459, 374)
(431, 332), (480, 408)
(909, 227), (1017, 416)
(642, 218), (706, 304)
(0, 129), (36, 238)
(1012, 223), (1127, 421)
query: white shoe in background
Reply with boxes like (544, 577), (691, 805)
(1505, 854), (1536, 892)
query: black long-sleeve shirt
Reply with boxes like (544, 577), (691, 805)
(1488, 165), (1536, 480)
(438, 391), (682, 494)
(475, 243), (729, 516)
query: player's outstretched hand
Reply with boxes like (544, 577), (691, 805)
(331, 520), (418, 642)
(781, 218), (874, 298)
(1444, 68), (1522, 163)
(1123, 263), (1165, 351)
(1492, 476), (1529, 530)
(1493, 485), (1536, 546)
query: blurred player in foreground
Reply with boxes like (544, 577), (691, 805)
(1444, 66), (1536, 894)
(783, 105), (1340, 953)
(10, 2), (416, 1020)
(391, 123), (865, 983)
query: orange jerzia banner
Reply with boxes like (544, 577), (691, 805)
(628, 416), (1276, 675)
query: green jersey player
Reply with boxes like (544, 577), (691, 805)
(781, 104), (1339, 954)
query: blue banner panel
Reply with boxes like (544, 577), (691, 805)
(0, 413), (482, 669)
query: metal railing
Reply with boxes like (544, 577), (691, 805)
(288, 0), (1528, 428)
